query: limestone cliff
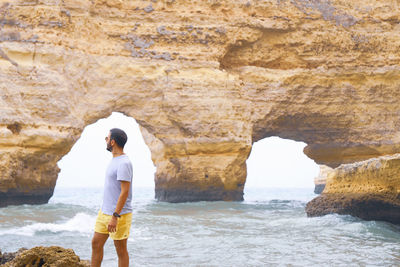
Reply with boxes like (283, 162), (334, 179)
(0, 0), (400, 223)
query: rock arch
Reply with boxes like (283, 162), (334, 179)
(1, 0), (400, 223)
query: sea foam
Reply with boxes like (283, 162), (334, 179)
(0, 212), (96, 237)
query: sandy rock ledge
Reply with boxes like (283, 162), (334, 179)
(306, 154), (400, 225)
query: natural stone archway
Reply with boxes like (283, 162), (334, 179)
(1, 0), (400, 223)
(245, 136), (318, 189)
(55, 112), (156, 188)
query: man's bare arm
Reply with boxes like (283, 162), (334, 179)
(108, 181), (130, 233)
(114, 181), (130, 215)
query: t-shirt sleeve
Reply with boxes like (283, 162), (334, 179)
(117, 161), (133, 182)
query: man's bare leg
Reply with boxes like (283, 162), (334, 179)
(114, 238), (129, 267)
(91, 232), (109, 267)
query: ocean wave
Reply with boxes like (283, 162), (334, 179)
(0, 212), (96, 237)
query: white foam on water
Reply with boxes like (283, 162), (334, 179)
(0, 212), (96, 237)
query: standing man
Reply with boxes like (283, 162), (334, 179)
(91, 128), (133, 267)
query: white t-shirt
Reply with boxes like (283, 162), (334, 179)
(101, 154), (133, 215)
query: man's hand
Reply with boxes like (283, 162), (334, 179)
(108, 216), (118, 233)
(108, 181), (129, 233)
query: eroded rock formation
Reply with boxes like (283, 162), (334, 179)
(307, 154), (400, 225)
(0, 0), (399, 222)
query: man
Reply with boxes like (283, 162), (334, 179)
(91, 128), (133, 267)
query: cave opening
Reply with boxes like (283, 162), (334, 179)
(244, 136), (320, 201)
(51, 112), (156, 203)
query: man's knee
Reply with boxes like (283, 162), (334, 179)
(92, 234), (107, 250)
(114, 239), (128, 256)
(92, 238), (103, 251)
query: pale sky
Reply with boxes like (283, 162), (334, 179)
(56, 112), (319, 189)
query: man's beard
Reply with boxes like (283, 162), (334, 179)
(106, 142), (112, 152)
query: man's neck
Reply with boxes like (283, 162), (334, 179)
(112, 150), (125, 157)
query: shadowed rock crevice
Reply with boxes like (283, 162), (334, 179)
(220, 29), (318, 70)
(6, 122), (22, 134)
(313, 184), (325, 194)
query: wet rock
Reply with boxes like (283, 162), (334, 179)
(306, 193), (400, 225)
(306, 154), (400, 225)
(313, 165), (333, 194)
(155, 187), (244, 202)
(0, 190), (54, 207)
(313, 184), (325, 194)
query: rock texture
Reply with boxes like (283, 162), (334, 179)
(0, 0), (400, 218)
(307, 154), (400, 224)
(313, 165), (333, 194)
(0, 246), (90, 267)
(0, 248), (27, 265)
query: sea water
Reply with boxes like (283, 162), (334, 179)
(0, 187), (399, 266)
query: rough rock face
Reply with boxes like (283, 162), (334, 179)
(0, 0), (400, 218)
(313, 165), (333, 194)
(0, 248), (27, 265)
(306, 154), (400, 224)
(1, 246), (90, 267)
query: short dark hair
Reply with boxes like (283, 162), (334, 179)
(109, 128), (128, 148)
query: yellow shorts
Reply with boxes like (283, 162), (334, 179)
(94, 210), (132, 240)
